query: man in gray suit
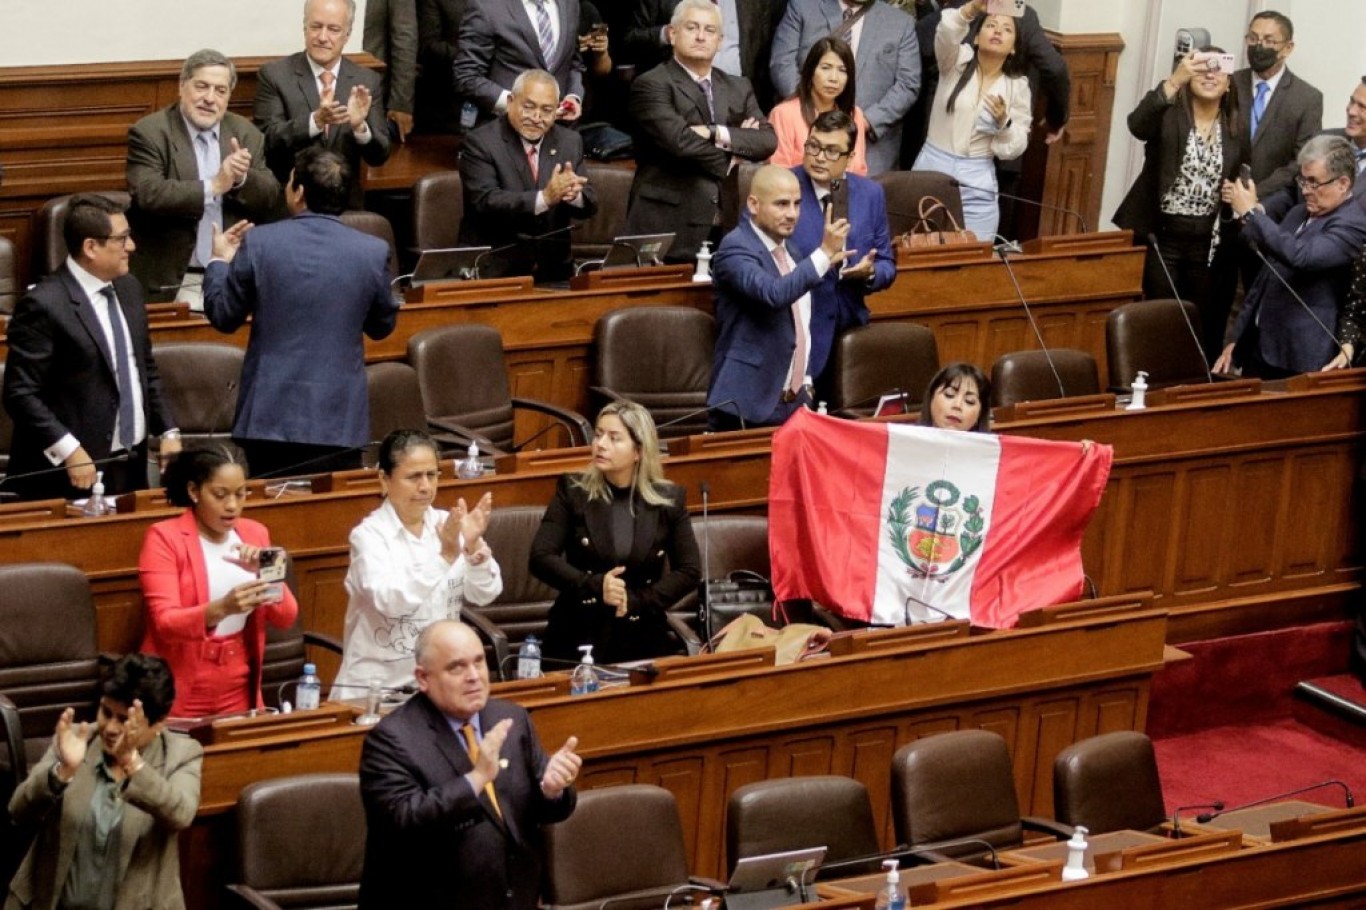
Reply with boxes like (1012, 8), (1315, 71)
(363, 0), (419, 141)
(453, 0), (585, 123)
(769, 0), (920, 176)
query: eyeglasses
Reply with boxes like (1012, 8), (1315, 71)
(1295, 174), (1344, 192)
(1244, 33), (1286, 49)
(101, 232), (133, 249)
(803, 141), (851, 161)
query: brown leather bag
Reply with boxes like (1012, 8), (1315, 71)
(899, 196), (978, 250)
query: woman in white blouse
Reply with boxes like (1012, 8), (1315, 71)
(912, 0), (1031, 240)
(333, 430), (503, 694)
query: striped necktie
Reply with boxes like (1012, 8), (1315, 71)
(532, 0), (556, 64)
(98, 285), (137, 450)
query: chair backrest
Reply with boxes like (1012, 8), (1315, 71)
(591, 307), (714, 436)
(1105, 299), (1209, 390)
(1053, 731), (1165, 834)
(542, 784), (691, 909)
(875, 171), (965, 237)
(472, 505), (557, 669)
(234, 773), (365, 907)
(573, 164), (636, 260)
(366, 362), (430, 444)
(829, 322), (940, 417)
(0, 236), (17, 315)
(260, 554), (307, 709)
(990, 349), (1100, 408)
(407, 324), (516, 452)
(152, 343), (244, 452)
(0, 362), (12, 475)
(726, 776), (880, 876)
(34, 191), (132, 278)
(0, 563), (101, 768)
(411, 170), (464, 253)
(891, 730), (1024, 855)
(671, 515), (771, 637)
(340, 210), (400, 277)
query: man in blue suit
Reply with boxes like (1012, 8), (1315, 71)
(708, 165), (851, 430)
(788, 110), (896, 393)
(204, 147), (399, 476)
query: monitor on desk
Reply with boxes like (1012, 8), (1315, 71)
(411, 247), (492, 284)
(726, 846), (826, 909)
(603, 233), (675, 269)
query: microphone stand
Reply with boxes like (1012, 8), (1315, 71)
(997, 245), (1066, 398)
(1145, 233), (1214, 382)
(949, 177), (1089, 234)
(1196, 780), (1355, 823)
(1250, 245), (1353, 365)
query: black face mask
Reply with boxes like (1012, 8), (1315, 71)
(1247, 45), (1280, 73)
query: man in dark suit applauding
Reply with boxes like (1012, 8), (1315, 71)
(624, 0), (776, 262)
(459, 69), (598, 282)
(359, 620), (580, 910)
(708, 165), (850, 430)
(203, 148), (398, 477)
(3, 196), (181, 500)
(255, 0), (392, 209)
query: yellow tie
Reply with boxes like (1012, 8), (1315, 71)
(460, 723), (503, 819)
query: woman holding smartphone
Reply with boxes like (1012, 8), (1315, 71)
(138, 448), (298, 717)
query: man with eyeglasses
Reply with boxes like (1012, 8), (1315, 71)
(1215, 135), (1366, 377)
(458, 69), (597, 281)
(788, 110), (896, 394)
(2, 195), (180, 500)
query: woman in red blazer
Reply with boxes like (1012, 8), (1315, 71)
(138, 448), (298, 717)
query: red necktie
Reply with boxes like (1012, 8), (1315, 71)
(526, 144), (540, 183)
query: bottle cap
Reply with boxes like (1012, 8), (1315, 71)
(303, 662), (317, 675)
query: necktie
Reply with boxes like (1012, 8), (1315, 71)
(319, 69), (336, 138)
(532, 0), (556, 64)
(699, 77), (715, 122)
(460, 723), (504, 819)
(99, 286), (137, 450)
(1251, 81), (1269, 139)
(526, 143), (540, 183)
(1356, 149), (1366, 175)
(194, 132), (218, 265)
(772, 246), (807, 394)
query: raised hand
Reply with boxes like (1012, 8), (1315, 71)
(540, 735), (581, 798)
(53, 707), (90, 779)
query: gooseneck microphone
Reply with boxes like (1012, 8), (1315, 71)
(1195, 780), (1355, 823)
(1145, 233), (1214, 382)
(472, 223), (580, 280)
(949, 177), (1089, 234)
(1249, 244), (1353, 365)
(652, 399), (743, 438)
(253, 439), (382, 480)
(700, 480), (715, 646)
(814, 838), (1002, 877)
(0, 452), (143, 492)
(996, 245), (1066, 398)
(1171, 801), (1223, 834)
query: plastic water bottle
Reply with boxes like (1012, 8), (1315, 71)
(457, 441), (483, 479)
(569, 645), (599, 696)
(1061, 825), (1090, 881)
(82, 471), (109, 517)
(873, 859), (907, 910)
(296, 662), (321, 711)
(517, 635), (543, 680)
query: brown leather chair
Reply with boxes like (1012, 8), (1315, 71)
(0, 236), (17, 315)
(726, 776), (881, 878)
(1105, 298), (1209, 392)
(34, 191), (132, 278)
(466, 505), (557, 681)
(875, 171), (965, 237)
(543, 784), (700, 910)
(891, 730), (1069, 864)
(0, 363), (12, 478)
(410, 170), (464, 254)
(1053, 731), (1166, 834)
(589, 306), (715, 437)
(828, 322), (940, 418)
(573, 163), (636, 262)
(152, 343), (244, 455)
(990, 349), (1101, 408)
(339, 210), (400, 277)
(365, 362), (430, 444)
(228, 773), (364, 910)
(406, 324), (591, 455)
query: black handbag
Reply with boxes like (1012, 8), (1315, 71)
(698, 570), (778, 630)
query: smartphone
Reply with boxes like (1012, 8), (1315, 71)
(985, 0), (1025, 17)
(1239, 163), (1253, 189)
(257, 547), (287, 603)
(1193, 51), (1237, 74)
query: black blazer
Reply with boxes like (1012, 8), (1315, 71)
(359, 693), (575, 910)
(530, 473), (701, 662)
(1231, 66), (1323, 199)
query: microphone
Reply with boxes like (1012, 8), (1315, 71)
(700, 480), (715, 646)
(1144, 234), (1214, 382)
(495, 652), (655, 682)
(204, 379), (240, 444)
(473, 223), (580, 280)
(0, 451), (142, 492)
(814, 838), (1002, 877)
(652, 399), (743, 440)
(948, 178), (1088, 234)
(1170, 801), (1223, 834)
(510, 420), (572, 453)
(996, 245), (1066, 398)
(1249, 244), (1352, 365)
(1195, 780), (1355, 823)
(575, 240), (644, 275)
(253, 439), (382, 480)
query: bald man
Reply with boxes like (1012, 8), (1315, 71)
(707, 165), (850, 429)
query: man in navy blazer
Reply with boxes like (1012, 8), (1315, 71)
(1217, 136), (1366, 377)
(203, 147), (398, 477)
(788, 111), (896, 389)
(709, 165), (851, 430)
(453, 0), (585, 123)
(359, 620), (580, 910)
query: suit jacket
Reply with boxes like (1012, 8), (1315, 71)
(1321, 127), (1366, 199)
(624, 58), (776, 260)
(416, 0), (468, 130)
(138, 510), (299, 716)
(789, 167), (896, 380)
(358, 693), (575, 910)
(2, 266), (175, 500)
(529, 474), (701, 662)
(6, 732), (202, 910)
(126, 105), (281, 301)
(769, 0), (920, 175)
(1232, 66), (1323, 199)
(453, 0), (585, 115)
(363, 0), (420, 115)
(202, 212), (399, 448)
(1230, 198), (1366, 374)
(709, 220), (830, 425)
(458, 118), (598, 281)
(253, 53), (392, 209)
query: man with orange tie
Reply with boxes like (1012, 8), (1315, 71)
(358, 620), (581, 910)
(458, 69), (597, 282)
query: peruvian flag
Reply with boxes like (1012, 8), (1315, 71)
(769, 410), (1112, 629)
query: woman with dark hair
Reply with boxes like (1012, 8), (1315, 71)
(1115, 49), (1245, 362)
(7, 653), (202, 909)
(334, 429), (502, 693)
(911, 0), (1031, 239)
(530, 400), (701, 663)
(139, 449), (297, 718)
(768, 36), (870, 174)
(919, 362), (992, 432)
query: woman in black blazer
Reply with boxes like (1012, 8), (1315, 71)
(530, 400), (701, 664)
(1114, 49), (1247, 361)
